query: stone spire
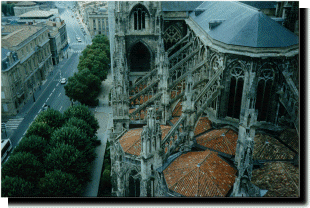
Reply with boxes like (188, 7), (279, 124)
(140, 107), (163, 196)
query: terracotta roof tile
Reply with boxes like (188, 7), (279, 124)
(119, 129), (142, 156)
(172, 101), (182, 117)
(163, 150), (236, 197)
(119, 125), (172, 156)
(251, 162), (299, 197)
(279, 129), (299, 153)
(196, 128), (238, 155)
(170, 117), (180, 125)
(194, 117), (212, 136)
(253, 133), (296, 160)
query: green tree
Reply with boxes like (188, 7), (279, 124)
(63, 117), (95, 138)
(45, 143), (91, 185)
(1, 3), (15, 16)
(64, 68), (101, 106)
(78, 34), (110, 81)
(2, 152), (44, 182)
(1, 176), (36, 197)
(11, 135), (48, 162)
(39, 170), (83, 197)
(98, 168), (112, 197)
(35, 108), (64, 129)
(63, 104), (99, 133)
(25, 121), (52, 141)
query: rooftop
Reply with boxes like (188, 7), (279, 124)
(19, 10), (55, 18)
(15, 1), (36, 6)
(163, 150), (236, 197)
(161, 1), (203, 12)
(190, 1), (298, 48)
(1, 25), (43, 48)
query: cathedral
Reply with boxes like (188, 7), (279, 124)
(108, 1), (299, 197)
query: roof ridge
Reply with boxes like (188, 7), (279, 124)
(234, 1), (261, 12)
(2, 29), (24, 40)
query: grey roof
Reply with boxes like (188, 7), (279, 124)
(1, 48), (12, 60)
(161, 1), (203, 12)
(240, 1), (277, 10)
(190, 1), (298, 48)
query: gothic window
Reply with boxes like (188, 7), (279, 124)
(128, 170), (140, 197)
(227, 64), (244, 119)
(132, 4), (148, 30)
(255, 68), (275, 121)
(163, 25), (182, 50)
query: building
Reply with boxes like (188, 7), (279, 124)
(88, 7), (109, 38)
(108, 1), (299, 197)
(1, 25), (53, 116)
(17, 10), (57, 24)
(13, 1), (39, 17)
(46, 19), (69, 65)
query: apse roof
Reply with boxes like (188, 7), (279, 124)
(161, 1), (203, 12)
(189, 1), (298, 48)
(163, 150), (236, 197)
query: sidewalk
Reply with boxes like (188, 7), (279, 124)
(82, 73), (113, 197)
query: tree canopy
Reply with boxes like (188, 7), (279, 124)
(1, 176), (36, 197)
(64, 68), (101, 106)
(34, 108), (64, 129)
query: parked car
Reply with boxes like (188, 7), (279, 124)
(60, 78), (67, 84)
(77, 37), (82, 42)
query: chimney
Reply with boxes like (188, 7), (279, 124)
(194, 8), (205, 16)
(209, 19), (225, 30)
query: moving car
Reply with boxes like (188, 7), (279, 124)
(61, 78), (67, 84)
(42, 104), (50, 111)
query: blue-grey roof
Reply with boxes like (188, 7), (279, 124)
(240, 1), (277, 9)
(1, 48), (11, 60)
(161, 1), (203, 12)
(190, 1), (298, 48)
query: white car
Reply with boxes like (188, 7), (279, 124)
(60, 78), (67, 84)
(77, 37), (82, 42)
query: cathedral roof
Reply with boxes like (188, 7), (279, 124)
(189, 1), (298, 48)
(253, 133), (296, 161)
(119, 125), (172, 156)
(163, 150), (236, 197)
(194, 117), (212, 136)
(161, 1), (203, 12)
(195, 128), (238, 156)
(251, 162), (299, 197)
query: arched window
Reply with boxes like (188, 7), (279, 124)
(227, 64), (244, 119)
(128, 170), (140, 197)
(132, 4), (148, 30)
(163, 25), (182, 50)
(256, 68), (275, 121)
(129, 42), (151, 72)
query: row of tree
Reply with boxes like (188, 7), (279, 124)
(65, 34), (110, 106)
(1, 105), (100, 197)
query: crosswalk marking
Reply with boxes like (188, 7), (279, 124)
(5, 118), (24, 130)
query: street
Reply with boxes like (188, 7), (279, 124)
(2, 1), (92, 159)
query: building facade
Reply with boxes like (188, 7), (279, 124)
(46, 19), (69, 65)
(1, 25), (53, 116)
(88, 7), (109, 38)
(108, 1), (299, 197)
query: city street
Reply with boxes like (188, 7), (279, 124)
(2, 1), (91, 160)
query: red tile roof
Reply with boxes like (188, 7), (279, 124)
(196, 128), (238, 155)
(119, 125), (172, 156)
(194, 117), (212, 136)
(251, 162), (299, 197)
(172, 101), (182, 117)
(163, 150), (236, 197)
(253, 133), (296, 160)
(279, 129), (299, 153)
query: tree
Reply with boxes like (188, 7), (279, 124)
(63, 104), (99, 133)
(11, 135), (48, 162)
(39, 170), (82, 197)
(1, 152), (44, 182)
(98, 168), (112, 197)
(35, 108), (64, 129)
(44, 143), (91, 185)
(63, 117), (95, 138)
(1, 3), (15, 16)
(25, 121), (53, 141)
(78, 34), (110, 81)
(1, 176), (36, 197)
(64, 68), (101, 106)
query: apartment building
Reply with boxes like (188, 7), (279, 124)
(1, 25), (53, 116)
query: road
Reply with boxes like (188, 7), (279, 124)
(2, 1), (91, 161)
